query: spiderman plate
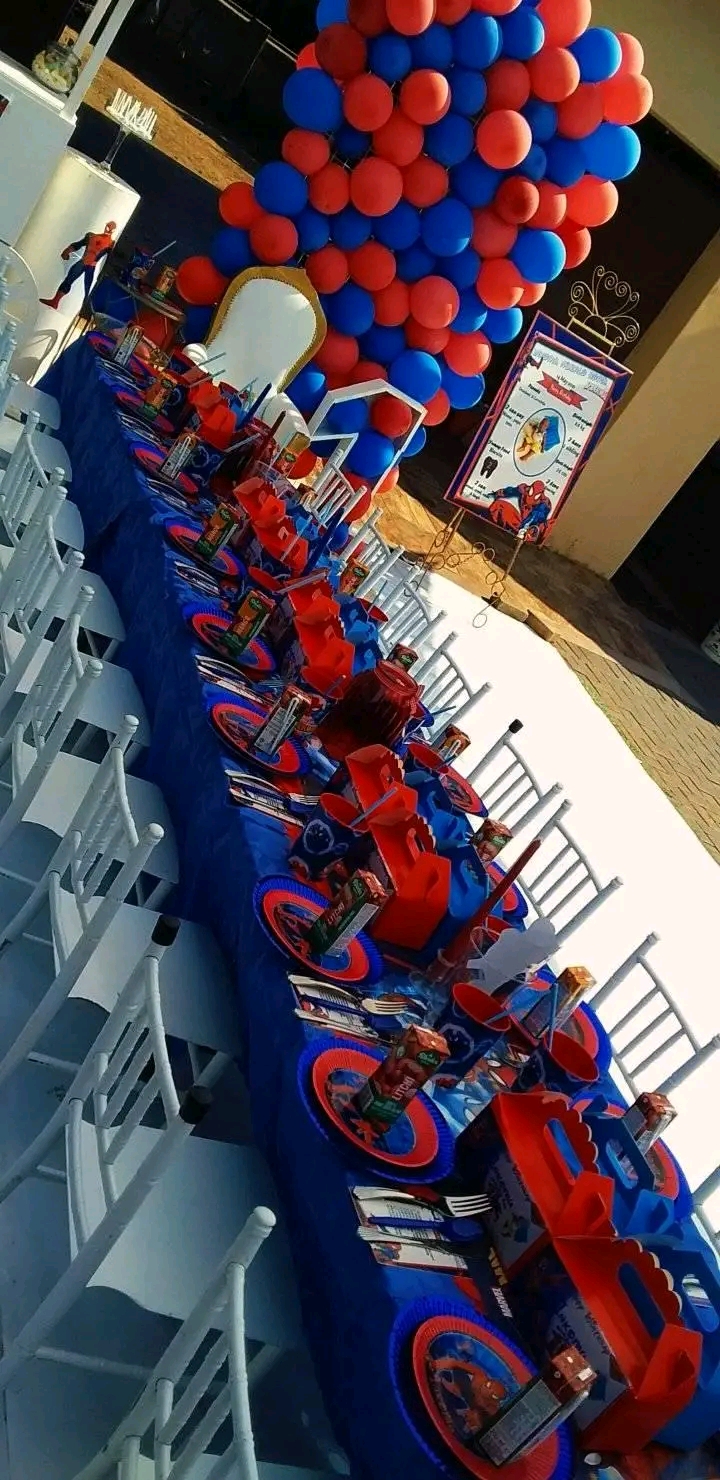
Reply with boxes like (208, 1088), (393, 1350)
(184, 605), (275, 675)
(209, 698), (307, 777)
(440, 769), (486, 816)
(114, 388), (174, 435)
(254, 876), (381, 986)
(162, 518), (243, 578)
(134, 448), (199, 498)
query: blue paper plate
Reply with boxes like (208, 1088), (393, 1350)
(254, 876), (382, 986)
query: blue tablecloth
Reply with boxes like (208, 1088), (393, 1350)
(43, 338), (526, 1480)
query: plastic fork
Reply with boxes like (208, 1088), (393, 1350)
(354, 1186), (492, 1218)
(360, 995), (426, 1018)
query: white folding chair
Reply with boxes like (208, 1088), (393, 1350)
(0, 401), (72, 481)
(0, 370), (61, 431)
(0, 410), (81, 550)
(461, 719), (563, 834)
(71, 1210), (338, 1480)
(0, 921), (302, 1396)
(516, 797), (623, 947)
(411, 632), (492, 733)
(377, 580), (447, 660)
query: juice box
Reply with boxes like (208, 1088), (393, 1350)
(519, 965), (596, 1041)
(474, 819), (514, 865)
(339, 560), (370, 595)
(351, 1024), (449, 1133)
(390, 643), (418, 672)
(195, 503), (239, 559)
(436, 724), (471, 762)
(306, 870), (386, 958)
(475, 1347), (595, 1464)
(222, 589), (274, 657)
(160, 432), (198, 480)
(623, 1091), (676, 1153)
(113, 324), (143, 365)
(252, 684), (312, 757)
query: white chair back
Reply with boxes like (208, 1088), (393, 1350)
(0, 480), (72, 623)
(463, 720), (563, 834)
(208, 268), (326, 395)
(412, 632), (492, 733)
(0, 369), (20, 419)
(0, 320), (16, 383)
(379, 583), (447, 659)
(0, 410), (67, 544)
(516, 798), (623, 947)
(72, 1208), (277, 1480)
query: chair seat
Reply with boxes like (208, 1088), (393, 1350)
(52, 888), (243, 1057)
(0, 545), (125, 647)
(2, 628), (151, 749)
(10, 744), (179, 886)
(135, 1461), (335, 1480)
(4, 382), (61, 431)
(73, 1121), (303, 1350)
(0, 420), (72, 479)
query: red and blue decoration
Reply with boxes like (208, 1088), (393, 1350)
(390, 1298), (573, 1480)
(183, 603), (276, 675)
(162, 518), (245, 578)
(173, 0), (651, 485)
(298, 1034), (454, 1179)
(255, 877), (383, 985)
(210, 698), (309, 777)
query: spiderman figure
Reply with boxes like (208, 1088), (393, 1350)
(485, 480), (552, 543)
(40, 221), (117, 310)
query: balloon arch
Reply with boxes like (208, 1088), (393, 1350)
(175, 0), (651, 492)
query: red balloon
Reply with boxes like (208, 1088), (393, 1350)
(176, 256), (229, 306)
(348, 488), (373, 522)
(282, 129), (331, 176)
(602, 73), (653, 124)
(218, 181), (262, 229)
(472, 209), (517, 257)
(472, 0), (523, 12)
(348, 0), (387, 36)
(485, 60), (530, 112)
(616, 33), (645, 76)
(374, 278), (410, 325)
(315, 23), (367, 79)
(349, 241), (396, 291)
(436, 0), (471, 18)
(527, 47), (580, 103)
(352, 359), (387, 383)
(477, 258), (523, 309)
(309, 162), (351, 214)
(423, 388), (451, 425)
(351, 157), (404, 215)
(344, 73), (394, 131)
(315, 329), (360, 376)
(250, 214), (299, 265)
(495, 176), (539, 224)
(406, 318), (450, 353)
(557, 220), (591, 267)
(306, 245), (349, 293)
(443, 330), (492, 376)
(402, 156), (449, 206)
(476, 110), (532, 169)
(536, 0), (590, 47)
(565, 175), (618, 227)
(557, 83), (604, 139)
(518, 280), (546, 306)
(291, 449), (320, 480)
(386, 0), (435, 34)
(372, 395), (414, 437)
(296, 42), (319, 68)
(376, 465), (400, 493)
(374, 110), (424, 166)
(400, 70), (451, 125)
(325, 371), (351, 391)
(409, 275), (460, 329)
(529, 180), (567, 229)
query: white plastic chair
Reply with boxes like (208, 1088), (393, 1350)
(71, 1210), (337, 1480)
(412, 632), (492, 733)
(378, 582), (447, 659)
(515, 797), (623, 947)
(0, 370), (61, 432)
(0, 401), (72, 480)
(0, 921), (302, 1396)
(0, 410), (81, 550)
(461, 719), (563, 834)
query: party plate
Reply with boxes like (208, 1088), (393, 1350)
(439, 768), (486, 817)
(161, 518), (243, 577)
(114, 388), (175, 434)
(184, 605), (275, 675)
(254, 876), (381, 986)
(485, 862), (529, 923)
(209, 698), (307, 777)
(134, 447), (198, 498)
(390, 1298), (572, 1480)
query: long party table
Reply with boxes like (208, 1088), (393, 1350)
(45, 338), (547, 1480)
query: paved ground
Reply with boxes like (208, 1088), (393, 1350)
(77, 56), (720, 863)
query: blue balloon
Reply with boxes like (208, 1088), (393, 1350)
(390, 350), (442, 404)
(452, 13), (501, 69)
(396, 243), (436, 282)
(361, 324), (406, 363)
(523, 144), (547, 181)
(348, 430), (395, 479)
(570, 27), (622, 82)
(421, 197), (473, 257)
(453, 289), (487, 333)
(290, 364), (327, 415)
(410, 22), (454, 70)
(327, 400), (370, 434)
(316, 0), (347, 25)
(449, 66), (487, 118)
(438, 248), (481, 291)
(451, 155), (501, 208)
(368, 32), (412, 83)
(374, 200), (420, 250)
(295, 206), (331, 253)
(325, 282), (375, 335)
(283, 70), (342, 133)
(404, 426), (427, 457)
(522, 99), (557, 143)
(483, 306), (524, 344)
(500, 8), (544, 58)
(210, 227), (252, 277)
(511, 228), (566, 283)
(183, 304), (213, 343)
(331, 207), (372, 249)
(441, 364), (486, 409)
(254, 161), (308, 218)
(544, 137), (585, 186)
(334, 123), (370, 160)
(582, 122), (641, 180)
(425, 113), (474, 167)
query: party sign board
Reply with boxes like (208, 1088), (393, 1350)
(445, 314), (631, 545)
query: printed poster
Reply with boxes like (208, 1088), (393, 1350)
(445, 313), (632, 545)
